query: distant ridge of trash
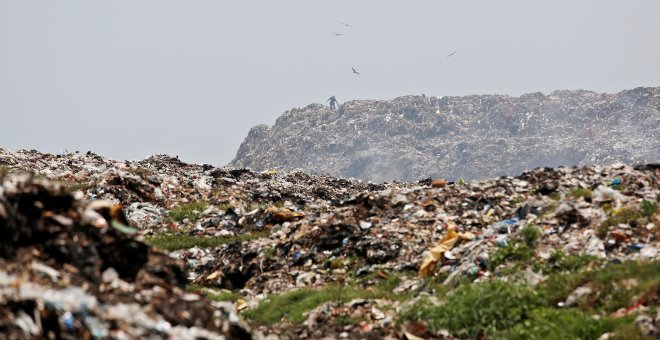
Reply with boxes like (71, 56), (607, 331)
(231, 87), (660, 182)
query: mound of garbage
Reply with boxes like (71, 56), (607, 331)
(1, 149), (659, 338)
(0, 174), (252, 339)
(231, 87), (660, 182)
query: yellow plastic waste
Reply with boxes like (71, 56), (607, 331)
(266, 207), (304, 222)
(236, 298), (249, 311)
(419, 227), (475, 278)
(207, 270), (221, 280)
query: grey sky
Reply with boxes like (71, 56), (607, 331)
(1, 1), (659, 165)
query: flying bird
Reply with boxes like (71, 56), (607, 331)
(352, 67), (360, 75)
(341, 22), (354, 28)
(447, 50), (458, 58)
(331, 32), (343, 37)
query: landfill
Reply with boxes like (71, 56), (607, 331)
(230, 87), (660, 182)
(1, 148), (659, 339)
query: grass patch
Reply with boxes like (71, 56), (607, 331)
(245, 286), (346, 324)
(400, 280), (541, 338)
(520, 224), (541, 247)
(145, 230), (269, 251)
(187, 284), (239, 302)
(489, 242), (535, 271)
(640, 199), (657, 218)
(510, 195), (524, 205)
(568, 187), (592, 200)
(400, 261), (659, 339)
(601, 207), (641, 229)
(245, 274), (405, 325)
(533, 250), (600, 275)
(537, 260), (660, 312)
(494, 308), (632, 340)
(167, 201), (209, 223)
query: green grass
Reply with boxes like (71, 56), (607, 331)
(400, 280), (541, 338)
(186, 284), (239, 302)
(244, 286), (347, 324)
(145, 230), (269, 251)
(537, 260), (660, 312)
(400, 260), (660, 339)
(494, 308), (633, 340)
(167, 201), (209, 223)
(568, 187), (593, 200)
(520, 224), (541, 247)
(532, 250), (600, 275)
(244, 274), (405, 324)
(489, 242), (535, 271)
(598, 200), (657, 238)
(640, 199), (657, 218)
(601, 206), (648, 231)
(510, 195), (524, 205)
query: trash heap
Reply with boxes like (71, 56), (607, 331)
(230, 87), (660, 182)
(1, 149), (659, 339)
(0, 174), (251, 339)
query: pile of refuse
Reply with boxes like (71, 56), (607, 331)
(0, 174), (252, 338)
(1, 148), (659, 338)
(230, 87), (660, 182)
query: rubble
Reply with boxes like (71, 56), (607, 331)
(1, 149), (659, 338)
(0, 173), (252, 338)
(231, 87), (660, 182)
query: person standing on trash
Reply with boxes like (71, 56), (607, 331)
(327, 95), (338, 111)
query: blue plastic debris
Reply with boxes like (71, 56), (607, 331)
(627, 243), (645, 251)
(492, 217), (520, 233)
(62, 312), (74, 331)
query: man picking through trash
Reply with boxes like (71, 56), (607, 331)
(327, 95), (338, 111)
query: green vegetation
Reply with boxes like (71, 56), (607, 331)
(598, 200), (657, 238)
(568, 187), (593, 200)
(510, 195), (524, 205)
(597, 224), (610, 239)
(244, 286), (346, 324)
(262, 247), (275, 260)
(495, 308), (632, 340)
(186, 285), (239, 302)
(537, 260), (660, 312)
(167, 201), (209, 223)
(520, 224), (541, 247)
(601, 205), (648, 230)
(400, 260), (659, 339)
(145, 230), (269, 251)
(640, 199), (657, 218)
(533, 250), (600, 275)
(489, 242), (535, 271)
(245, 274), (405, 324)
(401, 280), (541, 338)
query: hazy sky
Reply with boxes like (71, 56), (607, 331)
(1, 1), (659, 165)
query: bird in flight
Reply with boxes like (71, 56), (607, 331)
(352, 67), (360, 75)
(447, 50), (458, 58)
(341, 22), (354, 28)
(331, 32), (343, 37)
